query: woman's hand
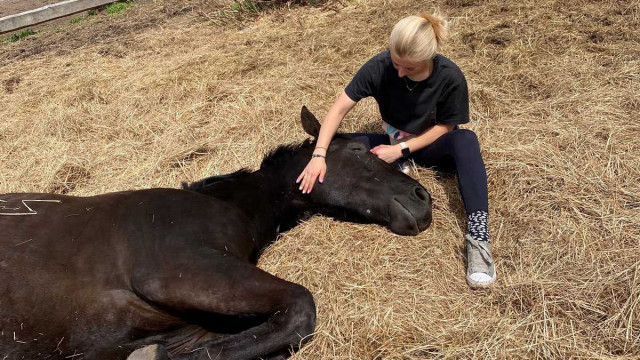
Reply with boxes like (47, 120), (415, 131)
(296, 157), (327, 194)
(295, 91), (356, 194)
(371, 144), (403, 163)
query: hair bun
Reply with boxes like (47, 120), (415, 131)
(420, 12), (449, 45)
(389, 12), (450, 60)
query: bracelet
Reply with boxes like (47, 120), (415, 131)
(314, 146), (327, 150)
(311, 153), (326, 158)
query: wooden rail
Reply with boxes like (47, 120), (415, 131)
(0, 0), (118, 34)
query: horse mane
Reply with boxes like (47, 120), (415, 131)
(182, 169), (252, 192)
(259, 139), (315, 171)
(182, 138), (324, 192)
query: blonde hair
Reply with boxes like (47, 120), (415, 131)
(389, 13), (449, 62)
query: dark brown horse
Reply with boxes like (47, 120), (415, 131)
(0, 107), (432, 360)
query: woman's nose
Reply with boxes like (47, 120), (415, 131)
(398, 68), (407, 77)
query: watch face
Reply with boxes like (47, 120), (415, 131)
(402, 147), (411, 157)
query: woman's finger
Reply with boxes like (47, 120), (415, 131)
(299, 172), (308, 190)
(306, 174), (316, 193)
(302, 177), (309, 193)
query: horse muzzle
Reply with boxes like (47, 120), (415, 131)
(388, 186), (432, 236)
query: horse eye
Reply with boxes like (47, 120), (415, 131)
(350, 146), (365, 152)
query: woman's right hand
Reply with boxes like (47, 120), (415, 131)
(295, 91), (356, 194)
(296, 157), (327, 194)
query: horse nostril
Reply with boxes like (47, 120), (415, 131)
(414, 187), (430, 202)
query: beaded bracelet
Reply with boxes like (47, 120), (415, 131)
(311, 154), (326, 158)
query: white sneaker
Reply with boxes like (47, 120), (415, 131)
(465, 234), (496, 289)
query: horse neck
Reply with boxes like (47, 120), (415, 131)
(201, 168), (303, 249)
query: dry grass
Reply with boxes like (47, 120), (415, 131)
(1, 0), (639, 358)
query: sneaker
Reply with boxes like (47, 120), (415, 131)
(465, 234), (496, 289)
(398, 160), (411, 174)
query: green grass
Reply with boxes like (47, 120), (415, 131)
(3, 29), (36, 43)
(229, 0), (324, 14)
(106, 1), (132, 15)
(231, 1), (276, 13)
(70, 8), (101, 24)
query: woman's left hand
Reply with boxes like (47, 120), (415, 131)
(371, 144), (403, 163)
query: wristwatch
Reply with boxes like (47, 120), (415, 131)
(399, 142), (411, 158)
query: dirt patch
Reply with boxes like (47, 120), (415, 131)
(0, 0), (219, 67)
(2, 75), (21, 93)
(49, 163), (91, 194)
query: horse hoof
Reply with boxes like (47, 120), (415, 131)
(127, 344), (170, 360)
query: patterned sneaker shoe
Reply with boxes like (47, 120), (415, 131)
(465, 234), (496, 289)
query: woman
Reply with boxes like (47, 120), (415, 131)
(296, 13), (495, 289)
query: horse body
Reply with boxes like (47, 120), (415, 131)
(2, 191), (229, 354)
(0, 107), (431, 360)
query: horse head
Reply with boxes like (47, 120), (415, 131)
(290, 106), (432, 235)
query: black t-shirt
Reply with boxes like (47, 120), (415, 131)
(344, 50), (469, 135)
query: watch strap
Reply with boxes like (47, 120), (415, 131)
(400, 142), (411, 157)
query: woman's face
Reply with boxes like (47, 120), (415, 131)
(390, 53), (430, 80)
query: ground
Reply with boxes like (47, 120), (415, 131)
(0, 0), (639, 358)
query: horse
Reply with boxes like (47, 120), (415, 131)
(0, 106), (432, 360)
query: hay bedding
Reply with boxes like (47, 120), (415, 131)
(0, 0), (638, 358)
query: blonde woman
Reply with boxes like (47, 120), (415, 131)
(296, 13), (496, 288)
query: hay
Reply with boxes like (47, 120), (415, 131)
(1, 0), (639, 358)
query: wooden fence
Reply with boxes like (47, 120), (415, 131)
(0, 0), (118, 34)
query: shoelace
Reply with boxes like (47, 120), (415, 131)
(465, 234), (494, 265)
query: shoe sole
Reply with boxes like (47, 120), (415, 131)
(466, 271), (497, 289)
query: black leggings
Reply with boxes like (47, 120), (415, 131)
(345, 129), (488, 215)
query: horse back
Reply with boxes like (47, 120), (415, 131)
(1, 188), (256, 265)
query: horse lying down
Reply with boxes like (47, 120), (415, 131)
(0, 107), (432, 360)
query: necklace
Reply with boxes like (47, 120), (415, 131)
(404, 77), (420, 91)
(403, 60), (433, 92)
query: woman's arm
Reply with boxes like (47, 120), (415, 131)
(371, 123), (455, 163)
(296, 91), (357, 193)
(314, 91), (357, 153)
(405, 123), (455, 152)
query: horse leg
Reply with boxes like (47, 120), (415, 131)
(130, 253), (316, 360)
(85, 344), (169, 360)
(89, 326), (204, 360)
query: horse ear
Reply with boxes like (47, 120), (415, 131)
(300, 106), (321, 138)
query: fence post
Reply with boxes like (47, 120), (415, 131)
(1, 0), (119, 34)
